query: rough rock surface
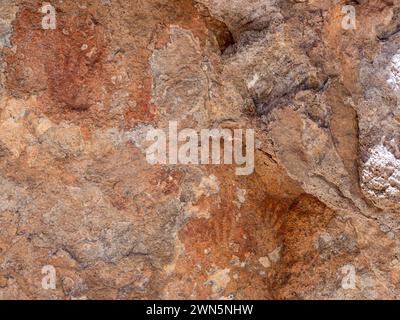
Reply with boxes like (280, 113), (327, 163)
(1, 0), (400, 299)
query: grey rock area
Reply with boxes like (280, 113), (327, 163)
(204, 0), (400, 217)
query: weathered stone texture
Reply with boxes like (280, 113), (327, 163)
(1, 0), (400, 300)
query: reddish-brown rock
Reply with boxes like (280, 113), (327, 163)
(1, 0), (400, 300)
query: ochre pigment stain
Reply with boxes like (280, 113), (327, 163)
(5, 2), (108, 123)
(5, 0), (231, 128)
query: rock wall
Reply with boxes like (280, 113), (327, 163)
(1, 0), (400, 299)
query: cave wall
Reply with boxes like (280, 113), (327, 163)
(0, 0), (400, 299)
